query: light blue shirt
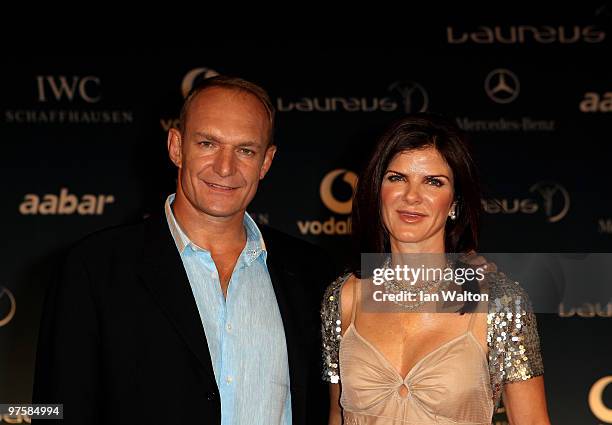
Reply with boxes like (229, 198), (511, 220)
(165, 194), (292, 425)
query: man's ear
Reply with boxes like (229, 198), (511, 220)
(167, 128), (183, 168)
(259, 144), (277, 180)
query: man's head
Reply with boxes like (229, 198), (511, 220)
(167, 76), (277, 221)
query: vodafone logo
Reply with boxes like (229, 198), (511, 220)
(319, 169), (358, 214)
(297, 169), (358, 236)
(181, 67), (219, 98)
(589, 376), (612, 423)
(0, 286), (16, 327)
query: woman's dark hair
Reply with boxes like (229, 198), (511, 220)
(350, 113), (482, 276)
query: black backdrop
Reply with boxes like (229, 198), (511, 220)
(1, 16), (612, 425)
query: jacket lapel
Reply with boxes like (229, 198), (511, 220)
(136, 213), (217, 387)
(263, 230), (308, 422)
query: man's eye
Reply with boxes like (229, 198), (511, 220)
(239, 148), (255, 156)
(198, 141), (214, 148)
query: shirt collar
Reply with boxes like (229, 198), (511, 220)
(164, 193), (267, 264)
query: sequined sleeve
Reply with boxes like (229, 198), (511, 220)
(487, 272), (544, 407)
(320, 273), (351, 384)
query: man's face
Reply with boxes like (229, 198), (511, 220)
(168, 87), (276, 220)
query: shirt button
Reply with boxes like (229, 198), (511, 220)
(226, 376), (233, 384)
(226, 323), (232, 332)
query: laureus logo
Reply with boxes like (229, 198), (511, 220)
(589, 376), (612, 423)
(447, 25), (606, 45)
(0, 286), (16, 327)
(388, 81), (429, 113)
(529, 181), (570, 223)
(485, 69), (520, 104)
(181, 67), (219, 98)
(482, 181), (569, 223)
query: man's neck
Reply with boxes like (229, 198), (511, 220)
(171, 195), (247, 255)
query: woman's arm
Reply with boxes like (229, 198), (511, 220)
(328, 383), (343, 425)
(321, 273), (355, 425)
(503, 376), (551, 425)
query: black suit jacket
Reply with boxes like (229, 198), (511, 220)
(33, 212), (335, 424)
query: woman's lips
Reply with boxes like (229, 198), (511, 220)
(397, 211), (427, 223)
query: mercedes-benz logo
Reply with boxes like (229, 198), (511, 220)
(388, 81), (429, 113)
(484, 69), (520, 104)
(181, 67), (220, 98)
(0, 286), (16, 327)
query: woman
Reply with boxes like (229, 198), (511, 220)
(321, 114), (550, 424)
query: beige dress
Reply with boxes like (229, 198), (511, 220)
(321, 272), (544, 425)
(339, 282), (493, 424)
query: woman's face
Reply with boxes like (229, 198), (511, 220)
(380, 147), (455, 253)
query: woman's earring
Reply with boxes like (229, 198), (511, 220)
(449, 205), (457, 220)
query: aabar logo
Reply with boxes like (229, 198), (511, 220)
(19, 188), (115, 215)
(297, 169), (358, 236)
(447, 25), (606, 44)
(0, 286), (16, 327)
(589, 376), (612, 423)
(36, 75), (101, 103)
(580, 92), (612, 113)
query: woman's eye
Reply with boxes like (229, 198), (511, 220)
(387, 174), (403, 182)
(426, 177), (443, 187)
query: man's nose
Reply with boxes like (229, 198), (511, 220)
(212, 147), (237, 177)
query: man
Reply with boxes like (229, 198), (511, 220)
(34, 76), (334, 424)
